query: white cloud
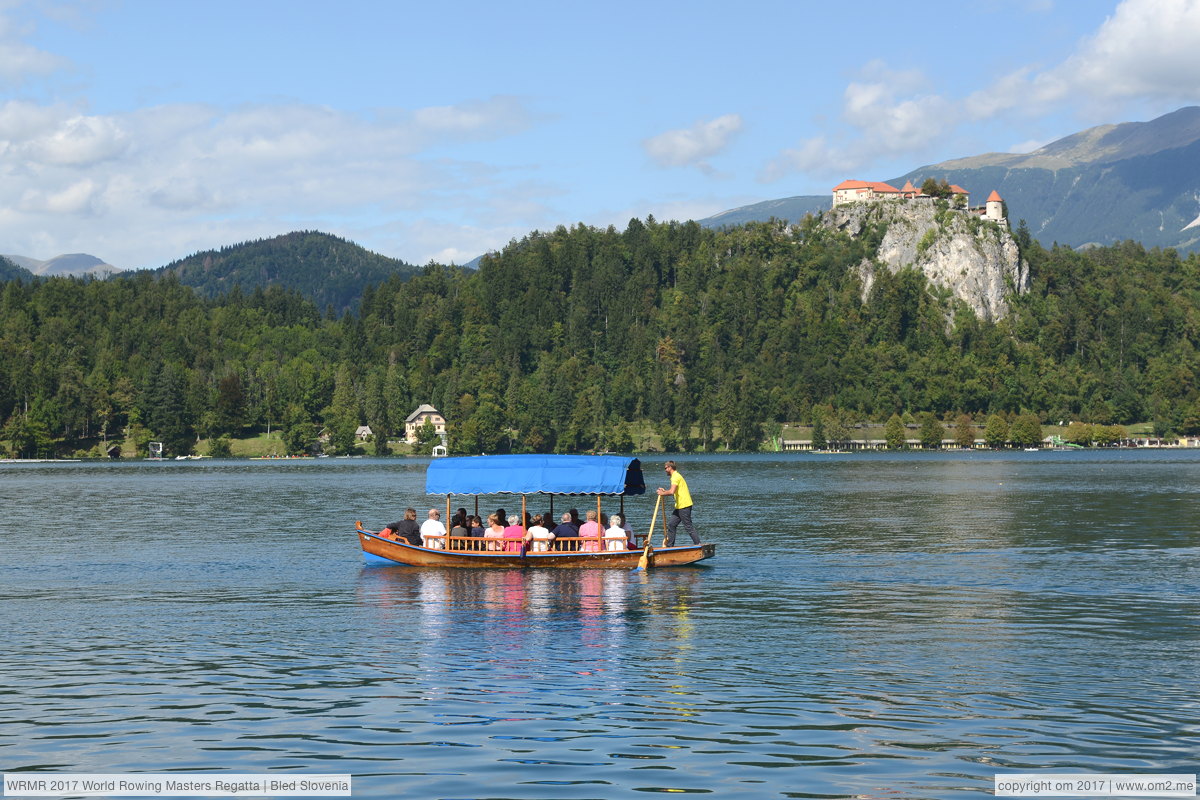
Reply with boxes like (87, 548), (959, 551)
(767, 0), (1200, 183)
(1063, 0), (1200, 101)
(643, 114), (743, 171)
(968, 0), (1200, 117)
(764, 62), (955, 181)
(1009, 138), (1051, 154)
(0, 96), (544, 266)
(412, 95), (535, 138)
(0, 5), (68, 83)
(31, 113), (128, 165)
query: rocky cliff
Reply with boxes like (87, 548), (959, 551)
(822, 200), (1029, 321)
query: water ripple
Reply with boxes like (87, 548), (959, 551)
(3, 454), (1198, 797)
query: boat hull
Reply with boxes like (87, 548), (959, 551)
(358, 530), (715, 568)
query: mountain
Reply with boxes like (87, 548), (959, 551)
(0, 255), (33, 282)
(700, 195), (831, 229)
(4, 253), (122, 277)
(154, 230), (421, 312)
(701, 106), (1200, 252)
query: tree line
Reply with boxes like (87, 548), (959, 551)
(3, 216), (1200, 458)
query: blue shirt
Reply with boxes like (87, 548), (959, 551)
(551, 522), (579, 539)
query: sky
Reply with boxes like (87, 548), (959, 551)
(2, 0), (1200, 269)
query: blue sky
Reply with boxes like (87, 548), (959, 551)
(2, 0), (1199, 268)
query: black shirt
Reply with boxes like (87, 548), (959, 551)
(390, 519), (421, 545)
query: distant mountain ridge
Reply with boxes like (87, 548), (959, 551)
(4, 253), (122, 277)
(153, 230), (422, 312)
(701, 106), (1200, 252)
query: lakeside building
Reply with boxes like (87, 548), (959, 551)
(404, 404), (446, 444)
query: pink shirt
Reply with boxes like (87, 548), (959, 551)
(502, 524), (526, 553)
(578, 520), (601, 552)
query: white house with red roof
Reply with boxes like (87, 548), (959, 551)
(834, 178), (1006, 225)
(834, 179), (971, 207)
(832, 180), (902, 205)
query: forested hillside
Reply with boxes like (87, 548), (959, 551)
(3, 217), (1200, 458)
(155, 230), (420, 313)
(0, 256), (32, 283)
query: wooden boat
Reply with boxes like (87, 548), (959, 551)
(356, 454), (715, 569)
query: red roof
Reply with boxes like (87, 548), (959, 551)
(949, 184), (969, 195)
(901, 180), (917, 193)
(987, 190), (1003, 202)
(833, 179), (901, 193)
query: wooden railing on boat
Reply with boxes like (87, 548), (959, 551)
(419, 535), (641, 553)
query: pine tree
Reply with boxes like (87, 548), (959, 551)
(885, 413), (906, 449)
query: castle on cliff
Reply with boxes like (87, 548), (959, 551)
(832, 179), (1007, 226)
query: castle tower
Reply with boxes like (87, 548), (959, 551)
(985, 190), (1006, 224)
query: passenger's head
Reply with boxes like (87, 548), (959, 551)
(405, 507), (417, 520)
(611, 514), (622, 527)
(427, 509), (440, 520)
(507, 514), (519, 526)
(585, 509), (596, 521)
(487, 513), (499, 526)
(560, 512), (571, 523)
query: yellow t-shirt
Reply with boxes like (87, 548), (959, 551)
(670, 471), (692, 509)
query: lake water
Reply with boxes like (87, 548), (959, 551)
(2, 451), (1198, 799)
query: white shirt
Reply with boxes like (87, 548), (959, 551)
(420, 518), (446, 548)
(603, 524), (628, 551)
(528, 524), (553, 552)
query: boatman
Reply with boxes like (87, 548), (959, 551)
(657, 460), (701, 546)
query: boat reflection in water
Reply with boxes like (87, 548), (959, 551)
(354, 566), (702, 700)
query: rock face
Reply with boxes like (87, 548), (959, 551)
(823, 200), (1029, 321)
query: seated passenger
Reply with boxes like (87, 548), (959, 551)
(388, 507), (422, 545)
(502, 514), (526, 553)
(419, 508), (446, 549)
(578, 510), (602, 552)
(527, 514), (555, 552)
(551, 512), (578, 548)
(484, 513), (505, 551)
(619, 514), (636, 546)
(469, 515), (485, 537)
(604, 514), (630, 551)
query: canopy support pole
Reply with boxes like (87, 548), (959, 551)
(446, 495), (451, 550)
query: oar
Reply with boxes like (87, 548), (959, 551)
(634, 494), (662, 571)
(659, 495), (670, 548)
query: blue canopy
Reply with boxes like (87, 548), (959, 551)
(425, 455), (645, 496)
